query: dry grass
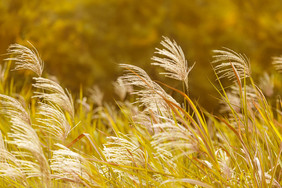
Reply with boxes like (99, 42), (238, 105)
(0, 39), (281, 187)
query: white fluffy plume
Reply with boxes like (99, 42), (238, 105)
(36, 102), (71, 141)
(0, 94), (30, 123)
(50, 144), (93, 185)
(0, 131), (26, 181)
(151, 122), (198, 160)
(272, 56), (282, 73)
(32, 77), (74, 118)
(119, 64), (180, 116)
(7, 116), (50, 179)
(212, 48), (251, 82)
(152, 37), (195, 89)
(0, 94), (50, 182)
(5, 42), (44, 77)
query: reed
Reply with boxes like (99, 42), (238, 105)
(0, 39), (281, 187)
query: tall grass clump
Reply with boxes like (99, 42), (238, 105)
(0, 39), (281, 187)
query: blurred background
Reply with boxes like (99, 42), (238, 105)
(1, 0), (282, 111)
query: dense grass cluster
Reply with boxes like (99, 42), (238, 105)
(0, 38), (281, 187)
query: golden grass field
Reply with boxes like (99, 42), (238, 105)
(0, 38), (281, 187)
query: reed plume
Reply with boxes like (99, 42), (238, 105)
(103, 134), (145, 167)
(119, 64), (180, 116)
(33, 77), (74, 118)
(88, 85), (104, 106)
(50, 144), (93, 186)
(152, 37), (195, 90)
(0, 94), (50, 184)
(0, 94), (30, 123)
(0, 131), (27, 181)
(272, 56), (282, 73)
(151, 122), (198, 158)
(113, 77), (133, 101)
(36, 102), (71, 141)
(8, 116), (50, 181)
(6, 42), (44, 77)
(212, 48), (251, 82)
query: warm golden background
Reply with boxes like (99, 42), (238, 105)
(1, 0), (282, 111)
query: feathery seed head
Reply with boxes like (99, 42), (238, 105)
(50, 144), (91, 184)
(219, 84), (257, 118)
(102, 134), (148, 183)
(6, 116), (50, 180)
(272, 56), (282, 73)
(103, 134), (145, 167)
(15, 160), (42, 178)
(230, 84), (257, 100)
(212, 48), (251, 82)
(216, 149), (233, 179)
(0, 131), (26, 180)
(113, 77), (133, 101)
(76, 97), (91, 112)
(219, 92), (241, 114)
(151, 123), (198, 158)
(32, 77), (74, 118)
(8, 117), (44, 160)
(119, 64), (181, 116)
(259, 72), (274, 97)
(88, 85), (104, 106)
(0, 94), (30, 123)
(152, 36), (195, 89)
(5, 42), (44, 77)
(119, 64), (155, 89)
(36, 102), (71, 141)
